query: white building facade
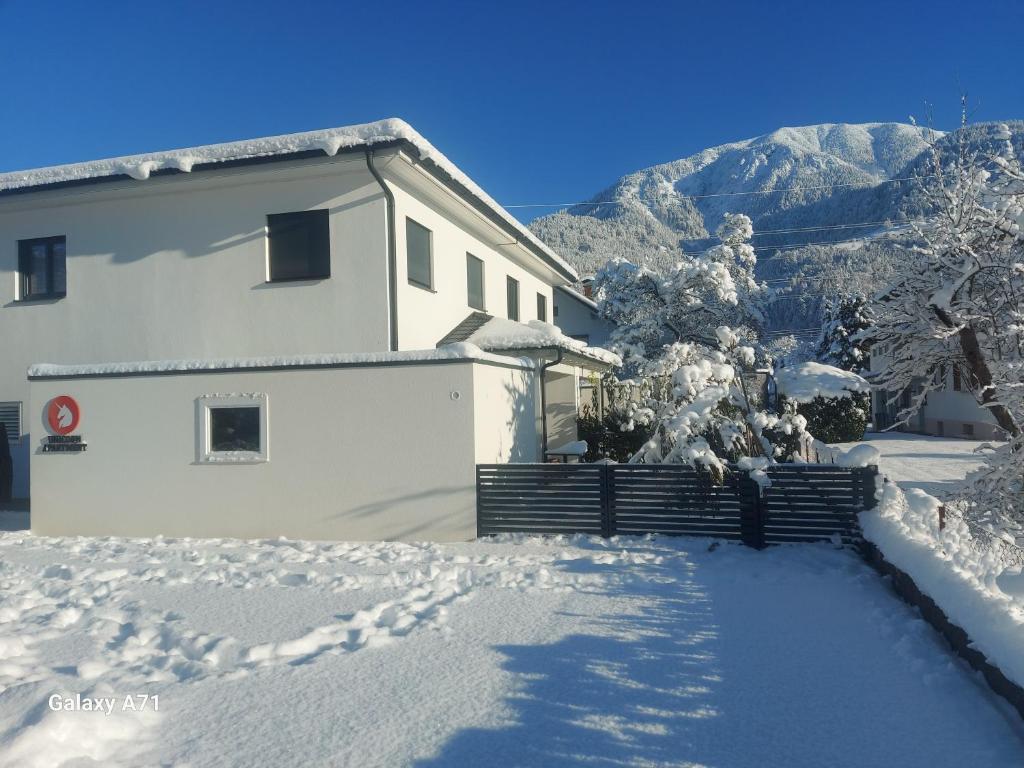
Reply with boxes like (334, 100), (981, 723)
(0, 120), (616, 538)
(868, 344), (1001, 439)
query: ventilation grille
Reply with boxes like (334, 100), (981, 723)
(0, 402), (21, 442)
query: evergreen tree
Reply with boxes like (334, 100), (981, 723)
(816, 294), (873, 373)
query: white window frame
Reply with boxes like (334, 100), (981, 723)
(196, 393), (269, 464)
(0, 401), (21, 443)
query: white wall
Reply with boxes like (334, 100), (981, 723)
(471, 363), (540, 463)
(391, 184), (555, 350)
(1, 155), (390, 497)
(30, 359), (533, 541)
(544, 367), (580, 450)
(553, 288), (613, 348)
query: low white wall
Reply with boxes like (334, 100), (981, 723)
(471, 363), (540, 463)
(30, 359), (532, 541)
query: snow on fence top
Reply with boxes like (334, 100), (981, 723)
(464, 317), (622, 368)
(27, 343), (535, 379)
(0, 117), (577, 281)
(775, 361), (870, 403)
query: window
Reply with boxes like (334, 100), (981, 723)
(267, 210), (330, 282)
(197, 394), (269, 463)
(0, 402), (21, 442)
(537, 292), (548, 322)
(406, 218), (433, 290)
(466, 254), (485, 310)
(506, 276), (520, 321)
(953, 366), (962, 391)
(963, 423), (975, 437)
(18, 236), (66, 300)
(211, 408), (260, 452)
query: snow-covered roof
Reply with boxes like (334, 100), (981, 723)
(0, 118), (577, 282)
(27, 343), (535, 379)
(775, 361), (871, 403)
(459, 317), (621, 369)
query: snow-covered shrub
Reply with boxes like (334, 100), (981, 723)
(795, 393), (870, 444)
(577, 376), (654, 463)
(594, 214), (810, 478)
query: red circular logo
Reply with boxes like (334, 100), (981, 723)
(47, 396), (80, 435)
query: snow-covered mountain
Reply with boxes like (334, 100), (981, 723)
(531, 122), (934, 278)
(532, 121), (1024, 332)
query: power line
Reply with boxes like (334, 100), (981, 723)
(504, 173), (937, 209)
(678, 233), (901, 258)
(749, 219), (922, 237)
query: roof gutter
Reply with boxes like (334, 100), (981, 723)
(538, 347), (564, 458)
(365, 148), (399, 352)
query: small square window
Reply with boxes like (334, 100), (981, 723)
(18, 236), (66, 300)
(507, 276), (520, 321)
(267, 210), (330, 282)
(536, 292), (548, 322)
(197, 394), (269, 463)
(210, 407), (260, 452)
(467, 254), (485, 310)
(407, 218), (433, 290)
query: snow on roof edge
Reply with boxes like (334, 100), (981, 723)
(0, 118), (578, 282)
(27, 344), (536, 379)
(463, 318), (621, 368)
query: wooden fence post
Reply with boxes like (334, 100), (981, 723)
(600, 464), (614, 538)
(738, 474), (765, 550)
(858, 466), (878, 512)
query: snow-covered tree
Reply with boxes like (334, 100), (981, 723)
(594, 214), (809, 480)
(867, 107), (1024, 520)
(817, 294), (873, 373)
(796, 294), (874, 442)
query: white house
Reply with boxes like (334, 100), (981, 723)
(867, 343), (1001, 439)
(0, 119), (617, 539)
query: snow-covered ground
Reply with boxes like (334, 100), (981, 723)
(850, 431), (1024, 698)
(1, 531), (1022, 766)
(842, 431), (988, 497)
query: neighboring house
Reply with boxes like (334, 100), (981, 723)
(867, 343), (1001, 439)
(0, 119), (617, 539)
(552, 281), (614, 349)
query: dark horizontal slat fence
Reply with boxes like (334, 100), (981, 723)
(477, 463), (878, 548)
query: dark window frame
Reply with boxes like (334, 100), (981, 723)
(466, 253), (485, 310)
(18, 235), (67, 301)
(266, 210), (331, 283)
(406, 218), (434, 291)
(536, 292), (548, 322)
(506, 276), (520, 321)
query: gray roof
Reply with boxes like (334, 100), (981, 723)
(436, 312), (493, 347)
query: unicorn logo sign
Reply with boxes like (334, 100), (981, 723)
(47, 396), (80, 436)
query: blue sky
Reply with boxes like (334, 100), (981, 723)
(2, 0), (1023, 220)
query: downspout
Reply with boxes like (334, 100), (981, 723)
(365, 148), (399, 352)
(539, 347), (564, 458)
